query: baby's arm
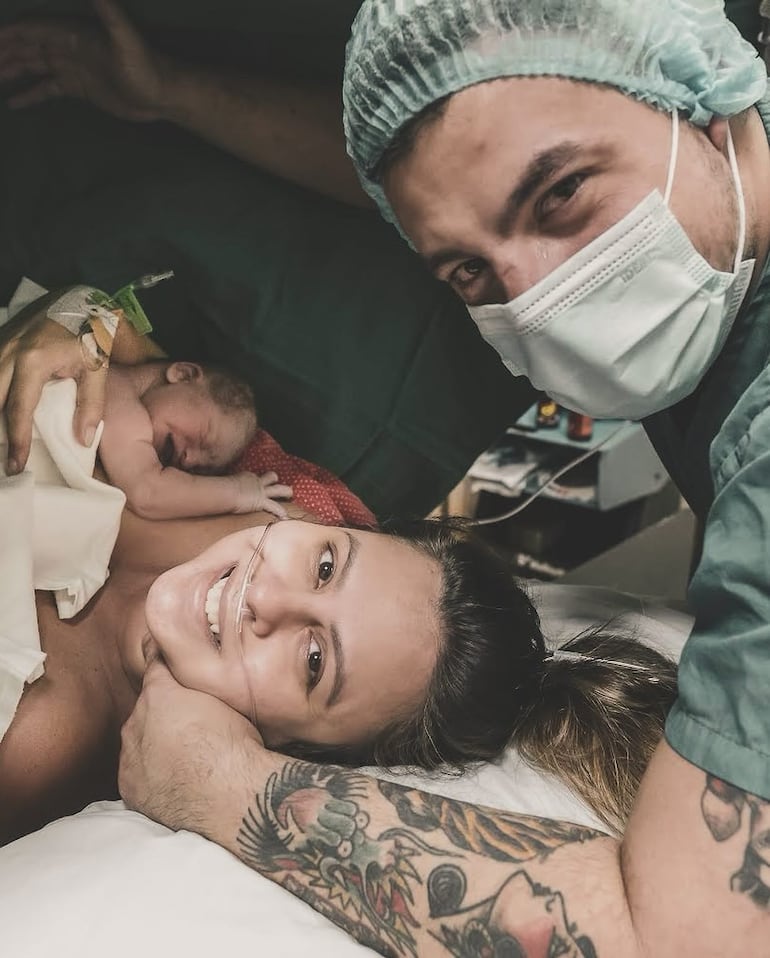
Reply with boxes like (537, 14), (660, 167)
(99, 403), (290, 520)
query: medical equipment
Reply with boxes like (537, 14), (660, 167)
(472, 420), (629, 527)
(567, 413), (593, 442)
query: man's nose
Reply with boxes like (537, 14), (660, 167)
(494, 242), (560, 302)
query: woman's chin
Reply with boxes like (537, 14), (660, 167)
(145, 566), (206, 645)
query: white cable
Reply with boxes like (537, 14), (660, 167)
(471, 421), (631, 527)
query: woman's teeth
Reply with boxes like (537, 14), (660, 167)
(205, 573), (230, 635)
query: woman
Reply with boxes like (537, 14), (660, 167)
(0, 488), (676, 845)
(0, 293), (675, 844)
(0, 507), (457, 842)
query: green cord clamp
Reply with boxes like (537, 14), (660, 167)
(90, 270), (175, 336)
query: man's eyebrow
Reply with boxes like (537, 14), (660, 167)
(326, 531), (359, 708)
(424, 140), (583, 276)
(496, 140), (583, 234)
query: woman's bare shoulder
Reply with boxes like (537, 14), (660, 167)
(0, 634), (117, 845)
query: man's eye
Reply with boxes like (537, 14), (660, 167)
(318, 546), (334, 583)
(450, 258), (486, 289)
(307, 636), (324, 688)
(538, 172), (585, 219)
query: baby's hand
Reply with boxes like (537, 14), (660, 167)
(233, 470), (293, 518)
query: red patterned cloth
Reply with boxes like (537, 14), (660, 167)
(234, 429), (377, 528)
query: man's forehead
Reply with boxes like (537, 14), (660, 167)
(440, 75), (652, 138)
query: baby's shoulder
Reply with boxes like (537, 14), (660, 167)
(102, 372), (153, 440)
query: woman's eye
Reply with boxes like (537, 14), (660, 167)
(307, 636), (324, 688)
(318, 546), (335, 583)
(450, 257), (486, 289)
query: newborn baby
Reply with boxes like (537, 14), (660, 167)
(100, 360), (292, 519)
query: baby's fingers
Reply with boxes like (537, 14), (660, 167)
(265, 482), (293, 501)
(262, 499), (288, 520)
(257, 470), (278, 486)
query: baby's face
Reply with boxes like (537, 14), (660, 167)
(143, 380), (254, 473)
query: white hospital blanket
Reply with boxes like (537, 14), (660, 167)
(0, 379), (125, 618)
(0, 281), (125, 744)
(0, 473), (45, 744)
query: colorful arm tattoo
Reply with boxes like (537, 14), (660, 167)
(236, 760), (601, 957)
(233, 759), (770, 956)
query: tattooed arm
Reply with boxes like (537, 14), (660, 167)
(120, 661), (770, 958)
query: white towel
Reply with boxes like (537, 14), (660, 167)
(0, 279), (126, 619)
(0, 379), (127, 618)
(0, 473), (45, 743)
(0, 276), (49, 327)
(0, 279), (126, 743)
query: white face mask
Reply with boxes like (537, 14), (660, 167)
(467, 113), (755, 420)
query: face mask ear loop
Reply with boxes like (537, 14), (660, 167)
(726, 125), (747, 272)
(663, 110), (679, 206)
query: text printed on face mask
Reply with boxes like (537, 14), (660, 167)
(619, 252), (652, 284)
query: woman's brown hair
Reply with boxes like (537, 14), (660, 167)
(284, 517), (677, 833)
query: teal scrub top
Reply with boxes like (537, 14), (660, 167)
(666, 360), (770, 797)
(664, 92), (770, 796)
(644, 91), (770, 520)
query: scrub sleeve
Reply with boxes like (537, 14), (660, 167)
(666, 363), (770, 797)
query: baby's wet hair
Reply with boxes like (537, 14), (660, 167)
(201, 364), (256, 417)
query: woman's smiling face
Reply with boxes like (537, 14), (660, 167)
(143, 520), (442, 749)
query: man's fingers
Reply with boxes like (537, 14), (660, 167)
(141, 653), (178, 691)
(73, 364), (108, 446)
(0, 25), (47, 53)
(0, 24), (81, 69)
(7, 78), (63, 109)
(92, 0), (141, 48)
(0, 47), (47, 82)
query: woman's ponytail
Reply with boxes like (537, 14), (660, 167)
(512, 630), (677, 834)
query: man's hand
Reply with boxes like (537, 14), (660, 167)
(0, 0), (173, 121)
(0, 297), (108, 473)
(119, 653), (263, 834)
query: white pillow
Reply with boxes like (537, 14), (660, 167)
(0, 588), (691, 957)
(0, 802), (372, 958)
(0, 764), (596, 958)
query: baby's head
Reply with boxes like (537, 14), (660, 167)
(141, 361), (257, 474)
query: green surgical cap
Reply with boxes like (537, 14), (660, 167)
(343, 0), (768, 226)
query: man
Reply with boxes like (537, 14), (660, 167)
(4, 2), (770, 955)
